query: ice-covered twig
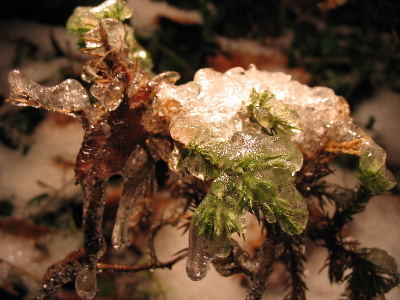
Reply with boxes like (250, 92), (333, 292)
(97, 251), (188, 273)
(212, 225), (284, 300)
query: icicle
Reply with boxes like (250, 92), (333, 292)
(112, 146), (152, 249)
(111, 180), (146, 249)
(186, 222), (211, 281)
(75, 268), (97, 300)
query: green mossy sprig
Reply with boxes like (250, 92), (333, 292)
(66, 0), (153, 72)
(181, 89), (307, 247)
(183, 127), (308, 247)
(66, 0), (133, 35)
(344, 247), (400, 300)
(247, 88), (301, 136)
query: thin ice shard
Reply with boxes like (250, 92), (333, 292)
(112, 146), (153, 249)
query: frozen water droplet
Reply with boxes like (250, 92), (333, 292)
(186, 222), (210, 281)
(75, 268), (97, 300)
(359, 142), (386, 174)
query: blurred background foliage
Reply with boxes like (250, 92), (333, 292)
(1, 0), (399, 108)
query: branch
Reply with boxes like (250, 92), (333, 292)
(37, 248), (85, 300)
(213, 225), (284, 300)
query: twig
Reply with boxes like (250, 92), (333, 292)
(97, 251), (187, 273)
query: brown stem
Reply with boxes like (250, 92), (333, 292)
(81, 176), (107, 267)
(245, 234), (278, 300)
(213, 227), (283, 300)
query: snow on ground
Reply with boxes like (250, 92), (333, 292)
(0, 115), (83, 217)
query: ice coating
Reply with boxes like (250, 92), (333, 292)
(81, 18), (150, 111)
(67, 0), (153, 73)
(153, 65), (395, 192)
(182, 130), (307, 281)
(75, 268), (97, 300)
(154, 65), (395, 282)
(154, 68), (248, 145)
(155, 65), (359, 155)
(67, 0), (133, 34)
(7, 70), (96, 123)
(186, 219), (232, 281)
(221, 132), (303, 173)
(84, 18), (125, 55)
(359, 141), (396, 193)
